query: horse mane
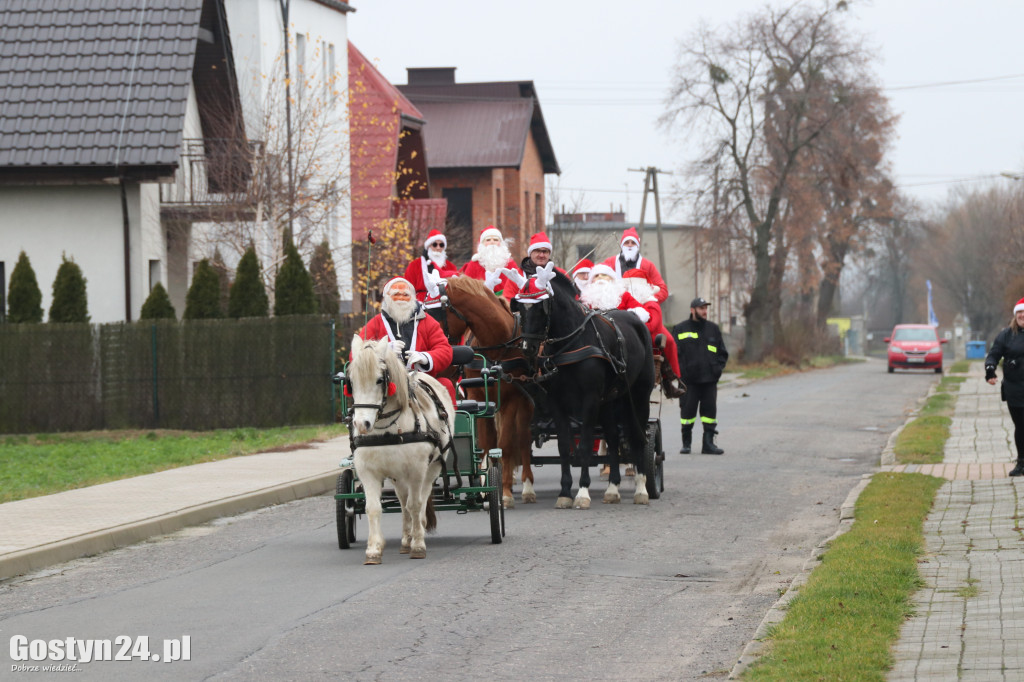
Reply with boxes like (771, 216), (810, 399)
(349, 337), (410, 408)
(446, 274), (512, 314)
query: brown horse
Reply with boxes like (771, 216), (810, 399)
(440, 276), (536, 508)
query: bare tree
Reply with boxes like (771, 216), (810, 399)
(188, 42), (351, 299)
(662, 0), (882, 360)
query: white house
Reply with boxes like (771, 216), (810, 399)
(0, 0), (353, 323)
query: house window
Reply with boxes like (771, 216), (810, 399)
(149, 260), (161, 291)
(442, 187), (473, 265)
(326, 42), (336, 107)
(577, 245), (595, 262)
(296, 33), (306, 103)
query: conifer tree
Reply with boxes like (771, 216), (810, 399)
(48, 255), (89, 323)
(273, 238), (316, 316)
(139, 282), (176, 320)
(183, 259), (223, 319)
(309, 239), (341, 315)
(7, 250), (43, 323)
(228, 246), (269, 318)
(210, 248), (232, 313)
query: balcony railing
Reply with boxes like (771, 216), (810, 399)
(160, 138), (262, 212)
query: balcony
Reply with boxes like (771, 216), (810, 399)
(160, 138), (262, 222)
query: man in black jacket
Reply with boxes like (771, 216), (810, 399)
(673, 297), (729, 454)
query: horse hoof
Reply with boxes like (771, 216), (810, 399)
(364, 555), (382, 565)
(410, 548), (426, 559)
(574, 497), (591, 510)
(603, 492), (621, 504)
(555, 497), (574, 509)
(503, 494), (515, 509)
(522, 492), (537, 504)
(634, 493), (650, 505)
(399, 545), (411, 555)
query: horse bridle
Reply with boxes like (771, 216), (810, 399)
(345, 361), (402, 426)
(437, 281), (524, 354)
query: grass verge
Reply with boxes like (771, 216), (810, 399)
(0, 424), (348, 503)
(893, 375), (963, 464)
(744, 472), (945, 681)
(947, 359), (970, 374)
(733, 355), (864, 381)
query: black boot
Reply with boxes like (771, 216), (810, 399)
(701, 428), (724, 455)
(1011, 459), (1024, 476)
(679, 425), (693, 454)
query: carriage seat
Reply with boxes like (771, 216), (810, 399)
(451, 345), (475, 366)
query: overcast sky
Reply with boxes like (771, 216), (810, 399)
(347, 0), (1024, 224)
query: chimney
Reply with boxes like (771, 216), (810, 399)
(407, 67), (457, 86)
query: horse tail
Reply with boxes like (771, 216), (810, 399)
(425, 495), (438, 533)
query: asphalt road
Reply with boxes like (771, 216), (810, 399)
(0, 357), (936, 681)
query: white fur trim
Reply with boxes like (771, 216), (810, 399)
(479, 227), (502, 243)
(1015, 303), (1024, 314)
(425, 233), (447, 249)
(527, 239), (552, 254)
(590, 263), (617, 280)
(630, 307), (650, 323)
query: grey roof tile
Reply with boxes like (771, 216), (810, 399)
(0, 0), (203, 171)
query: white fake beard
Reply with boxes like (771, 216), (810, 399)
(581, 279), (624, 311)
(383, 296), (416, 324)
(621, 245), (639, 261)
(477, 242), (512, 272)
(624, 279), (655, 303)
(427, 250), (447, 268)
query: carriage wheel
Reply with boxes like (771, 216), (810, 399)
(336, 470), (357, 549)
(487, 465), (503, 544)
(644, 422), (663, 500)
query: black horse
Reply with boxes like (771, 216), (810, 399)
(514, 266), (655, 508)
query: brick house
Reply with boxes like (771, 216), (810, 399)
(398, 68), (560, 264)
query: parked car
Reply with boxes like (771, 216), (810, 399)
(885, 324), (947, 374)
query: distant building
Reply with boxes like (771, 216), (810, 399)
(398, 68), (560, 264)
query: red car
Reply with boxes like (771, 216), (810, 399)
(886, 324), (947, 374)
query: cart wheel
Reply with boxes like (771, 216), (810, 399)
(336, 470), (356, 549)
(656, 422), (665, 493)
(487, 465), (503, 544)
(644, 422), (662, 500)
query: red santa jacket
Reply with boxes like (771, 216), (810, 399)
(403, 256), (459, 302)
(615, 291), (680, 376)
(356, 305), (453, 378)
(459, 258), (519, 300)
(601, 255), (668, 305)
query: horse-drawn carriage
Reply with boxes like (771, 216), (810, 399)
(434, 265), (669, 511)
(333, 343), (506, 564)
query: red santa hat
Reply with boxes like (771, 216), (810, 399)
(1014, 297), (1024, 314)
(622, 268), (648, 281)
(382, 277), (414, 297)
(572, 258), (593, 276)
(527, 232), (552, 255)
(589, 263), (618, 280)
(620, 227), (640, 247)
(424, 229), (446, 250)
(478, 225), (502, 244)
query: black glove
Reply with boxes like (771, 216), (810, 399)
(985, 365), (997, 380)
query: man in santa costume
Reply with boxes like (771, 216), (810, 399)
(581, 264), (685, 398)
(403, 229), (459, 304)
(458, 225), (519, 299)
(504, 232), (563, 298)
(621, 268), (685, 398)
(570, 258), (593, 293)
(356, 276), (455, 405)
(601, 227), (669, 305)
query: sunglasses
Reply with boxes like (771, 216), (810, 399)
(429, 242), (445, 248)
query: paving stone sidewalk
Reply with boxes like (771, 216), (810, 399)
(887, 364), (1024, 681)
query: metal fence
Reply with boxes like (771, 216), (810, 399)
(0, 315), (364, 434)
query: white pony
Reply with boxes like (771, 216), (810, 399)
(347, 336), (454, 564)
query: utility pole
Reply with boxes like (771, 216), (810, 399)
(278, 0), (294, 238)
(628, 166), (672, 286)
